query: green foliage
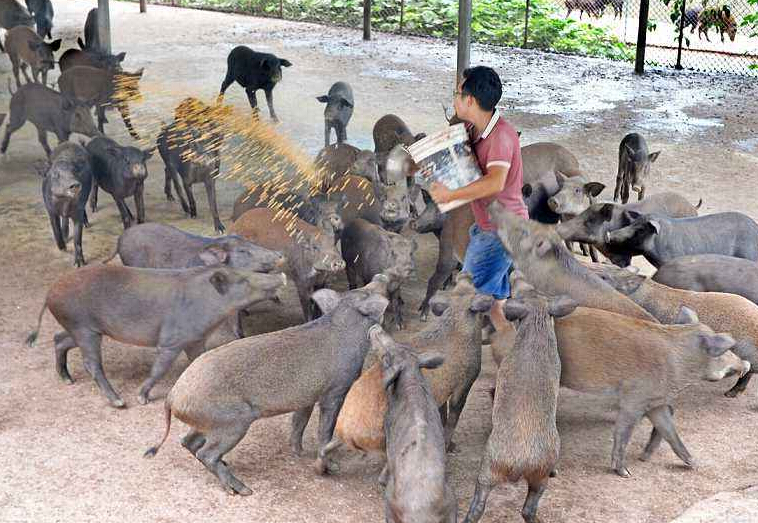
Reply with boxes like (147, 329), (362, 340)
(744, 0), (758, 37)
(153, 0), (634, 61)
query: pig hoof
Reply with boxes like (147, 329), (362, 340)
(549, 468), (558, 478)
(614, 467), (631, 478)
(110, 398), (126, 409)
(60, 375), (75, 385)
(314, 457), (338, 476)
(446, 441), (458, 453)
(682, 459), (697, 470)
(639, 452), (652, 463)
(137, 393), (150, 405)
(724, 388), (741, 398)
(290, 443), (303, 457)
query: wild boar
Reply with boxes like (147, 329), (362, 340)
(143, 276), (390, 495)
(613, 133), (660, 203)
(326, 174), (411, 233)
(463, 274), (575, 523)
(1, 25), (60, 87)
(316, 143), (379, 189)
(26, 265), (286, 407)
(59, 48), (125, 73)
(0, 0), (33, 30)
(230, 208), (345, 321)
(370, 326), (456, 523)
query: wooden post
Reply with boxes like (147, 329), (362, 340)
(675, 0), (687, 69)
(279, 0), (283, 18)
(523, 0), (530, 48)
(140, 0), (146, 13)
(634, 0), (649, 74)
(363, 0), (371, 41)
(97, 0), (112, 54)
(457, 0), (472, 83)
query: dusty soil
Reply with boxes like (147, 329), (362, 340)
(1, 2), (757, 522)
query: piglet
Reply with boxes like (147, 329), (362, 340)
(613, 133), (660, 203)
(218, 46), (291, 122)
(1, 25), (60, 88)
(317, 81), (353, 147)
(86, 136), (153, 229)
(371, 325), (457, 523)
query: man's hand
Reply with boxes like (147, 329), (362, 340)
(429, 182), (454, 204)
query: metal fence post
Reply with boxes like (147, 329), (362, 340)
(400, 0), (405, 34)
(457, 0), (472, 83)
(363, 0), (371, 40)
(140, 0), (146, 13)
(523, 0), (530, 48)
(279, 0), (284, 18)
(97, 0), (112, 54)
(634, 0), (649, 74)
(675, 0), (687, 69)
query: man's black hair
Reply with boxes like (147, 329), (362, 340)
(461, 66), (502, 113)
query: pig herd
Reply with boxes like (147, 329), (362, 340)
(4, 3), (758, 523)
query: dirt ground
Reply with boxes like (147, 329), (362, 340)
(1, 1), (758, 522)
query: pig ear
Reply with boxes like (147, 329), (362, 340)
(417, 352), (445, 370)
(584, 182), (605, 197)
(357, 295), (390, 321)
(199, 245), (229, 266)
(312, 288), (341, 315)
(382, 365), (401, 391)
(209, 271), (230, 294)
(521, 183), (533, 199)
(648, 151), (660, 163)
(675, 306), (699, 325)
(555, 171), (569, 186)
(279, 59), (293, 67)
(597, 203), (614, 220)
(469, 294), (494, 313)
(50, 39), (62, 51)
(504, 299), (530, 321)
(116, 52), (126, 62)
(699, 333), (735, 357)
(621, 210), (641, 225)
(646, 219), (661, 235)
(316, 95), (329, 103)
(77, 37), (86, 50)
(535, 238), (552, 258)
(548, 296), (577, 318)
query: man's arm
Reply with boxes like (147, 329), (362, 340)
(429, 163), (510, 204)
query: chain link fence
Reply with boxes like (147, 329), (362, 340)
(138, 0), (758, 74)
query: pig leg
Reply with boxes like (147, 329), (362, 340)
(218, 70), (235, 103)
(180, 430), (207, 457)
(61, 217), (70, 244)
(90, 182), (99, 213)
(74, 329), (124, 408)
(135, 183), (146, 224)
(645, 405), (694, 468)
(203, 178), (225, 234)
(10, 57), (22, 89)
(163, 168), (174, 201)
(463, 466), (495, 523)
(521, 477), (548, 523)
(244, 88), (260, 119)
(195, 414), (256, 496)
(115, 198), (133, 229)
(183, 178), (198, 218)
(96, 105), (107, 134)
(54, 331), (77, 384)
(637, 185), (645, 201)
(37, 128), (53, 158)
(639, 405), (669, 462)
(444, 380), (477, 452)
(264, 88), (279, 123)
(73, 217), (86, 267)
(48, 213), (66, 250)
(613, 162), (624, 202)
(290, 405), (315, 456)
(137, 343), (188, 405)
(314, 389), (351, 475)
(610, 404), (644, 477)
(0, 110), (25, 154)
(41, 69), (48, 87)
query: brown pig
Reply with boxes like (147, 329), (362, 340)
(463, 274), (576, 523)
(1, 25), (60, 88)
(491, 306), (739, 477)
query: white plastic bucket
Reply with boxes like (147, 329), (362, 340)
(407, 123), (482, 212)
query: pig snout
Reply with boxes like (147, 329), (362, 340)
(547, 196), (561, 213)
(53, 180), (82, 199)
(381, 200), (409, 224)
(632, 185), (643, 193)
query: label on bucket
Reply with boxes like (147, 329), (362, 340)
(408, 123), (482, 213)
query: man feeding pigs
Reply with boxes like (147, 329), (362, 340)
(428, 66), (528, 332)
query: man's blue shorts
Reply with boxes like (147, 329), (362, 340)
(462, 224), (513, 300)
